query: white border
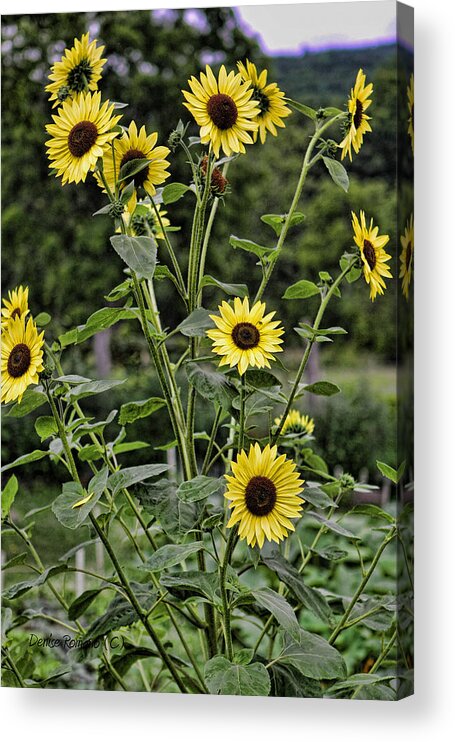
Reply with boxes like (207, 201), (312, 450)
(2, 1), (455, 740)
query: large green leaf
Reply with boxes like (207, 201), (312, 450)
(176, 308), (214, 337)
(160, 570), (220, 603)
(252, 587), (300, 640)
(283, 280), (320, 300)
(65, 379), (125, 403)
(134, 479), (199, 537)
(277, 628), (347, 680)
(269, 662), (322, 698)
(162, 182), (190, 204)
(285, 98), (317, 119)
(2, 475), (18, 519)
(84, 583), (157, 642)
(200, 275), (249, 298)
(307, 511), (360, 539)
(35, 416), (58, 442)
(303, 381), (341, 396)
(6, 389), (47, 418)
(262, 553), (332, 623)
(325, 673), (395, 697)
(68, 588), (106, 621)
(107, 464), (170, 496)
(177, 475), (224, 503)
(141, 543), (204, 572)
(186, 362), (237, 413)
(52, 475), (107, 530)
(110, 234), (157, 280)
(118, 397), (166, 425)
(376, 460), (406, 484)
(204, 656), (271, 696)
(229, 235), (276, 259)
(2, 565), (69, 600)
(261, 212), (305, 237)
(1, 449), (48, 473)
(322, 156), (349, 192)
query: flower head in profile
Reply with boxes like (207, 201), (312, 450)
(225, 443), (304, 549)
(399, 213), (414, 300)
(182, 65), (260, 157)
(46, 33), (106, 108)
(237, 59), (291, 144)
(98, 120), (171, 200)
(2, 286), (30, 328)
(121, 197), (171, 240)
(340, 69), (373, 161)
(45, 91), (121, 185)
(207, 297), (284, 375)
(352, 210), (392, 302)
(274, 410), (315, 437)
(407, 74), (414, 153)
(1, 316), (44, 404)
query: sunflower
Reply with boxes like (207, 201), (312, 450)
(207, 297), (284, 375)
(182, 64), (260, 158)
(352, 210), (392, 302)
(225, 443), (304, 548)
(98, 120), (171, 199)
(1, 286), (29, 328)
(237, 59), (291, 144)
(1, 316), (44, 404)
(399, 214), (414, 300)
(340, 69), (373, 161)
(274, 410), (315, 436)
(407, 74), (414, 153)
(46, 33), (106, 108)
(46, 92), (121, 185)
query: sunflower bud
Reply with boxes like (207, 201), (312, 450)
(200, 156), (229, 196)
(108, 199), (126, 219)
(57, 85), (71, 102)
(339, 473), (355, 491)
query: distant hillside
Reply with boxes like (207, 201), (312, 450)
(272, 44), (396, 107)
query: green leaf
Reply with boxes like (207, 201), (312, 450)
(278, 628), (346, 680)
(160, 570), (220, 602)
(162, 182), (190, 204)
(283, 280), (320, 300)
(201, 275), (249, 297)
(2, 475), (18, 519)
(110, 234), (157, 280)
(325, 673), (395, 697)
(104, 279), (133, 302)
(339, 255), (362, 283)
(65, 379), (125, 403)
(2, 565), (69, 600)
(112, 441), (150, 455)
(269, 663), (322, 698)
(245, 370), (281, 388)
(310, 545), (348, 562)
(52, 481), (103, 530)
(84, 583), (157, 642)
(252, 587), (300, 641)
(176, 308), (214, 337)
(301, 486), (335, 510)
(1, 450), (48, 473)
(117, 157), (151, 184)
(68, 588), (105, 621)
(1, 552), (28, 570)
(285, 98), (317, 120)
(303, 381), (340, 396)
(348, 504), (395, 523)
(355, 683), (396, 701)
(76, 307), (138, 344)
(186, 362), (237, 413)
(108, 464), (169, 496)
(118, 397), (166, 425)
(322, 156), (349, 192)
(262, 554), (332, 623)
(72, 410), (118, 439)
(34, 312), (51, 327)
(177, 475), (224, 503)
(261, 212), (305, 237)
(307, 511), (360, 539)
(229, 235), (275, 259)
(376, 460), (406, 484)
(34, 416), (58, 442)
(204, 656), (270, 696)
(141, 542), (204, 572)
(134, 479), (200, 538)
(6, 389), (47, 418)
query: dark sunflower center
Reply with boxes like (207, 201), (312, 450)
(120, 148), (149, 188)
(68, 121), (98, 158)
(406, 241), (413, 270)
(353, 99), (363, 129)
(253, 87), (270, 114)
(207, 93), (238, 130)
(245, 476), (277, 516)
(7, 343), (31, 378)
(67, 59), (93, 92)
(363, 239), (376, 270)
(10, 308), (22, 320)
(232, 322), (260, 350)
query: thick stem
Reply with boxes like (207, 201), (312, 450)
(219, 527), (238, 661)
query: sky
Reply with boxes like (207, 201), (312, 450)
(235, 1), (398, 55)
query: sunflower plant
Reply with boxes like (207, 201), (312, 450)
(1, 35), (413, 700)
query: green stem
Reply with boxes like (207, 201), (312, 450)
(2, 647), (26, 688)
(254, 113), (345, 303)
(351, 627), (397, 699)
(328, 528), (397, 645)
(197, 161), (230, 299)
(150, 199), (187, 303)
(272, 260), (355, 444)
(219, 527), (238, 660)
(202, 405), (223, 475)
(238, 373), (247, 452)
